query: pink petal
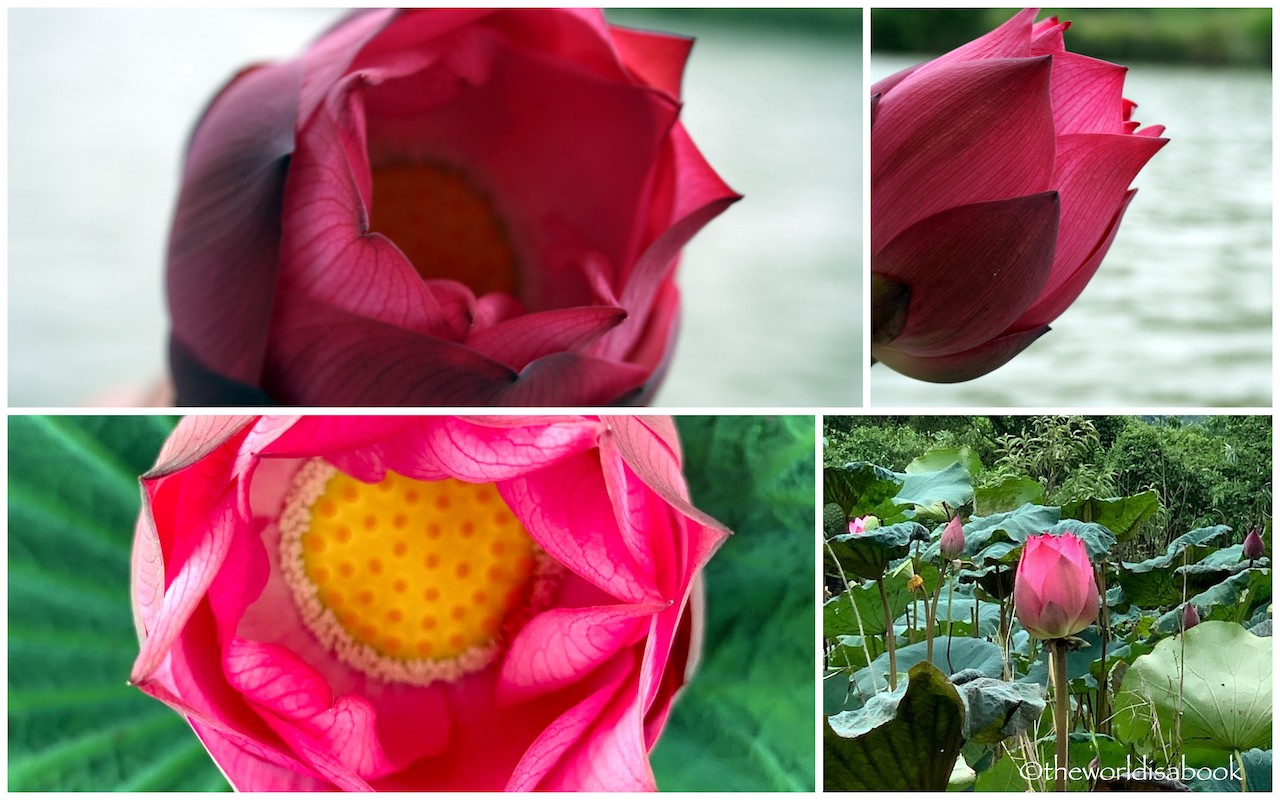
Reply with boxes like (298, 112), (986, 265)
(595, 123), (741, 361)
(166, 62), (302, 387)
(1041, 51), (1129, 135)
(609, 25), (693, 100)
(874, 325), (1051, 384)
(465, 306), (628, 371)
(499, 450), (664, 604)
(498, 604), (657, 705)
(537, 664), (656, 791)
(1011, 189), (1137, 329)
(506, 657), (633, 791)
(872, 192), (1060, 357)
(917, 8), (1037, 73)
(262, 294), (516, 405)
(872, 56), (1056, 253)
(495, 352), (652, 406)
(319, 415), (605, 484)
(190, 720), (334, 791)
(297, 9), (400, 125)
(641, 583), (700, 746)
(280, 91), (475, 340)
(1041, 132), (1167, 293)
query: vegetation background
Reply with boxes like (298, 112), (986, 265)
(824, 415), (1272, 559)
(872, 8), (1271, 66)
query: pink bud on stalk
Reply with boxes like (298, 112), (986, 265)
(1243, 528), (1265, 562)
(939, 516), (965, 560)
(1182, 603), (1200, 631)
(1013, 532), (1100, 640)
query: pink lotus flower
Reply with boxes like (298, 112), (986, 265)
(129, 416), (730, 790)
(1013, 532), (1099, 640)
(870, 9), (1167, 382)
(939, 516), (965, 560)
(848, 516), (870, 535)
(167, 10), (738, 406)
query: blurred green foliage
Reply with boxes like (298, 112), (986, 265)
(824, 416), (1272, 559)
(872, 8), (1271, 67)
(8, 415), (816, 791)
(655, 416), (816, 790)
(611, 8), (859, 40)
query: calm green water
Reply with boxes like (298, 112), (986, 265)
(871, 55), (1272, 407)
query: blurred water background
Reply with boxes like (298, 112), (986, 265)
(7, 9), (861, 408)
(871, 9), (1272, 407)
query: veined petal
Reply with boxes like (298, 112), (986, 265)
(466, 306), (627, 371)
(872, 56), (1056, 253)
(874, 325), (1051, 384)
(190, 721), (334, 791)
(497, 604), (657, 705)
(499, 450), (664, 604)
(873, 192), (1059, 356)
(1034, 132), (1167, 310)
(167, 61), (302, 390)
(1041, 51), (1129, 134)
(1012, 189), (1138, 329)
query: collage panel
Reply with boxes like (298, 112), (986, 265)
(7, 414), (816, 791)
(822, 414), (1272, 791)
(7, 8), (860, 409)
(869, 8), (1272, 407)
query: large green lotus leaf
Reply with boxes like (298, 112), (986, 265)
(1059, 491), (1161, 543)
(1153, 568), (1272, 634)
(824, 662), (965, 791)
(952, 675), (1045, 744)
(966, 504), (1062, 556)
(823, 670), (854, 716)
(825, 521), (927, 582)
(1112, 622), (1271, 755)
(1019, 627), (1103, 689)
(827, 635), (886, 674)
(905, 446), (980, 478)
(906, 584), (1002, 638)
(1043, 520), (1117, 560)
(823, 578), (913, 638)
(894, 461), (973, 520)
(848, 637), (1004, 707)
(974, 476), (1045, 516)
(651, 416), (816, 790)
(824, 462), (910, 524)
(1119, 526), (1233, 607)
(5, 416), (228, 791)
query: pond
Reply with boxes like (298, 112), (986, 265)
(870, 54), (1272, 407)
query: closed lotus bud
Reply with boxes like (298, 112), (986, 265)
(1243, 528), (1265, 561)
(939, 516), (965, 560)
(871, 9), (1167, 382)
(1013, 532), (1100, 640)
(1182, 603), (1200, 631)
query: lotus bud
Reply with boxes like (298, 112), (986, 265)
(939, 516), (965, 561)
(1243, 528), (1265, 561)
(1182, 603), (1200, 631)
(1013, 532), (1100, 640)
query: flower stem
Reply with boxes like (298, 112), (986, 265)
(927, 563), (944, 664)
(1051, 639), (1069, 792)
(877, 577), (897, 691)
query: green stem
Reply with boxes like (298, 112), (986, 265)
(1096, 564), (1111, 734)
(878, 577), (897, 691)
(927, 563), (945, 664)
(1235, 749), (1248, 792)
(1052, 640), (1069, 792)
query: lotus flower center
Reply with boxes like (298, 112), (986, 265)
(370, 162), (518, 297)
(279, 460), (557, 685)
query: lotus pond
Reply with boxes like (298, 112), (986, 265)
(822, 417), (1272, 792)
